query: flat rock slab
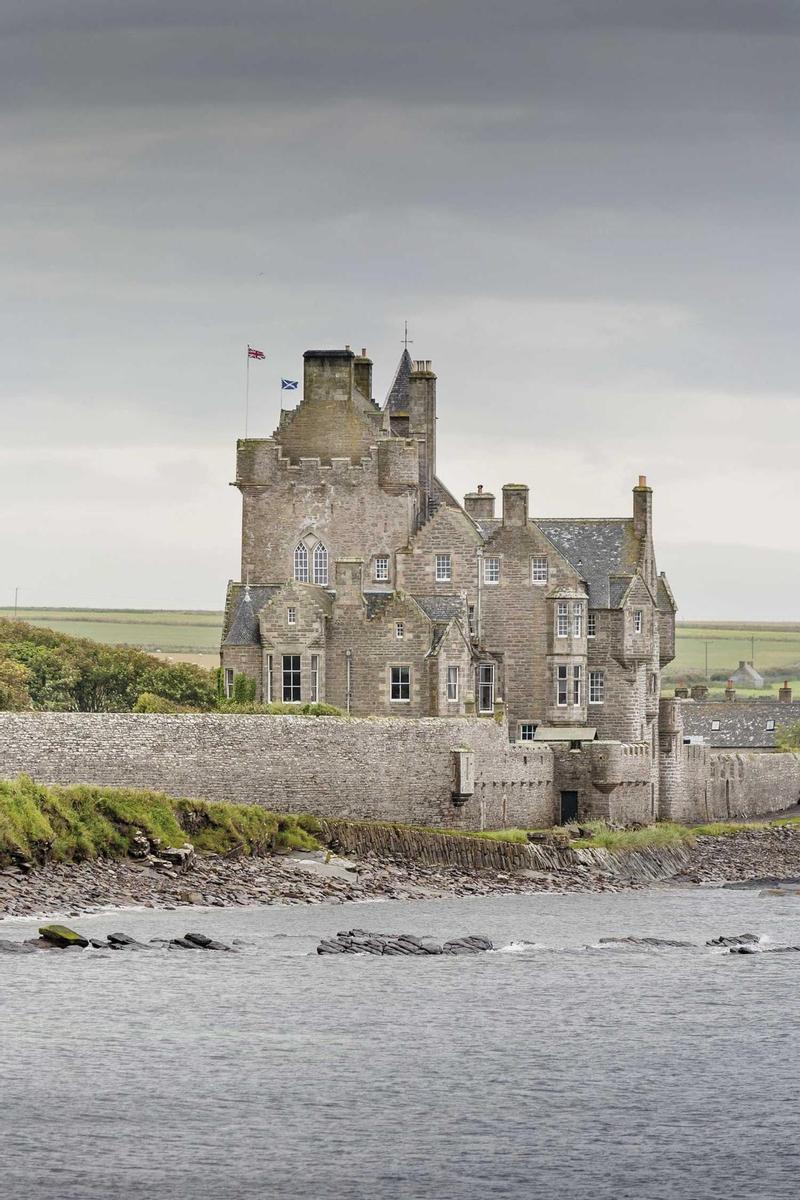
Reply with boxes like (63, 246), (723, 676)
(39, 924), (89, 948)
(317, 931), (494, 956)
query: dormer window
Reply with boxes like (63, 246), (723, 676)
(313, 542), (328, 586)
(294, 543), (309, 583)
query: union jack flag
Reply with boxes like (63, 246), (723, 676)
(247, 346), (265, 360)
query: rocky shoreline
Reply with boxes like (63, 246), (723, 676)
(2, 826), (800, 921)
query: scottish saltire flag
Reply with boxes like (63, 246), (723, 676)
(281, 379), (298, 390)
(248, 346), (266, 360)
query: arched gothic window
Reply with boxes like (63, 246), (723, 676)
(294, 543), (309, 582)
(313, 542), (328, 586)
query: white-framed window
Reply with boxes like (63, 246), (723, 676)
(313, 542), (328, 586)
(287, 606), (296, 626)
(484, 556), (500, 584)
(310, 654), (319, 702)
(446, 665), (459, 702)
(478, 664), (495, 713)
(435, 553), (451, 582)
(519, 723), (535, 742)
(374, 555), (389, 582)
(395, 621), (404, 639)
(573, 664), (582, 706)
(711, 720), (720, 731)
(589, 669), (605, 704)
(587, 612), (597, 638)
(224, 667), (234, 699)
(390, 665), (411, 702)
(282, 654), (301, 702)
(572, 603), (583, 638)
(633, 609), (643, 634)
(294, 543), (309, 582)
(556, 664), (568, 706)
(556, 602), (569, 638)
(531, 556), (548, 584)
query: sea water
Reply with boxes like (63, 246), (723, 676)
(2, 887), (799, 1199)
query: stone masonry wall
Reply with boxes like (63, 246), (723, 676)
(0, 712), (557, 832)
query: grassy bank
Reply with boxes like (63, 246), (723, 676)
(438, 817), (800, 851)
(0, 776), (319, 867)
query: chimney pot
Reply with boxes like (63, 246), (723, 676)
(638, 474), (647, 487)
(477, 484), (483, 494)
(361, 347), (366, 356)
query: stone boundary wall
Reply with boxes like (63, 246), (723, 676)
(669, 744), (800, 822)
(0, 712), (556, 832)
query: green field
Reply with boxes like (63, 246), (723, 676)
(670, 622), (800, 689)
(3, 610), (800, 695)
(0, 608), (224, 656)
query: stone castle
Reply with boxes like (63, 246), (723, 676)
(220, 344), (685, 821)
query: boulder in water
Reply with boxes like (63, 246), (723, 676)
(39, 924), (88, 949)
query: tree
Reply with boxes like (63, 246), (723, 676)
(0, 657), (31, 710)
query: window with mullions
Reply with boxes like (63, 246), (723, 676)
(313, 542), (328, 586)
(556, 602), (569, 638)
(589, 669), (604, 704)
(390, 665), (411, 701)
(573, 604), (583, 638)
(282, 654), (301, 702)
(519, 723), (535, 741)
(556, 664), (568, 706)
(374, 555), (389, 582)
(483, 557), (500, 584)
(310, 654), (319, 702)
(478, 664), (495, 712)
(572, 664), (582, 706)
(587, 612), (597, 638)
(446, 665), (459, 701)
(294, 543), (309, 582)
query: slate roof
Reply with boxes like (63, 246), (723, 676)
(680, 701), (800, 748)
(536, 519), (639, 609)
(533, 726), (597, 742)
(384, 349), (413, 414)
(222, 585), (281, 646)
(412, 594), (467, 622)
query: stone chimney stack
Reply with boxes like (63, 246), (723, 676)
(724, 679), (736, 703)
(334, 558), (364, 606)
(464, 484), (496, 522)
(502, 484), (529, 528)
(674, 685), (689, 699)
(302, 348), (354, 405)
(779, 680), (793, 704)
(353, 348), (373, 400)
(408, 359), (437, 503)
(690, 684), (708, 702)
(633, 475), (653, 540)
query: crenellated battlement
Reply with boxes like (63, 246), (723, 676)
(236, 434), (420, 494)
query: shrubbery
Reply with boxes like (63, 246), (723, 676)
(0, 774), (320, 865)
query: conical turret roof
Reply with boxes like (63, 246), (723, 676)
(384, 349), (413, 414)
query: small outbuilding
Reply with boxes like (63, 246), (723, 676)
(729, 660), (764, 689)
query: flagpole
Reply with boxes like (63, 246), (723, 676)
(245, 345), (250, 438)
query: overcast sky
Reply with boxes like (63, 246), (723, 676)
(2, 0), (799, 619)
